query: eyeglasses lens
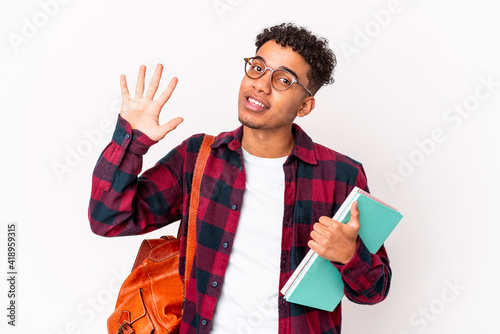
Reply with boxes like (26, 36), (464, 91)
(245, 58), (294, 91)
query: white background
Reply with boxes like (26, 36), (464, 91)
(1, 0), (499, 333)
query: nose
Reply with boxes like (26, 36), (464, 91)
(252, 68), (272, 94)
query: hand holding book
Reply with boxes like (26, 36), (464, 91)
(308, 201), (360, 265)
(281, 187), (403, 311)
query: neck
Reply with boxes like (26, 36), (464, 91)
(241, 125), (295, 158)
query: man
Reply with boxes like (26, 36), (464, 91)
(89, 23), (391, 334)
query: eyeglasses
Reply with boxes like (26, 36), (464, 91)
(244, 57), (312, 96)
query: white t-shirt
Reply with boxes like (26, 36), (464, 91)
(210, 148), (286, 334)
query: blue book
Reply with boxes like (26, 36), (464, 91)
(280, 187), (403, 311)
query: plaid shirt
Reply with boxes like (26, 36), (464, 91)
(89, 115), (391, 334)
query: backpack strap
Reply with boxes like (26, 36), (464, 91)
(184, 134), (215, 299)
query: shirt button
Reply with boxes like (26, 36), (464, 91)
(232, 204), (237, 210)
(282, 299), (286, 306)
(239, 166), (243, 172)
(201, 320), (207, 326)
(345, 269), (351, 274)
(124, 133), (130, 140)
(223, 242), (229, 249)
(212, 281), (218, 287)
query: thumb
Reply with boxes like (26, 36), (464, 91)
(347, 201), (360, 232)
(157, 117), (184, 139)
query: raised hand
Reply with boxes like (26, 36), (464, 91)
(308, 201), (360, 264)
(119, 64), (183, 142)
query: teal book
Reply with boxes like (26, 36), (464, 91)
(280, 187), (403, 311)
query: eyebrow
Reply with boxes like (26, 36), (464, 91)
(255, 55), (301, 81)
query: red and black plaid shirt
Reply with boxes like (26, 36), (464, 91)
(89, 115), (391, 334)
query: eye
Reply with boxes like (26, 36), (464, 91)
(273, 71), (294, 89)
(278, 77), (291, 86)
(252, 65), (263, 73)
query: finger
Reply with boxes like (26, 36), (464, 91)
(120, 74), (130, 102)
(307, 239), (324, 256)
(348, 201), (360, 230)
(350, 201), (359, 217)
(310, 229), (327, 246)
(317, 216), (335, 227)
(157, 77), (178, 107)
(135, 65), (146, 99)
(157, 117), (184, 139)
(307, 239), (317, 250)
(145, 63), (163, 99)
(312, 222), (326, 235)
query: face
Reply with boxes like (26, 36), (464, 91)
(238, 40), (314, 132)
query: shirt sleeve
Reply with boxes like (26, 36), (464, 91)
(331, 164), (392, 305)
(88, 114), (187, 237)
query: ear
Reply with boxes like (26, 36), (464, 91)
(297, 96), (315, 118)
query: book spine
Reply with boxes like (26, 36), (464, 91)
(282, 186), (361, 296)
(281, 248), (315, 295)
(285, 253), (319, 298)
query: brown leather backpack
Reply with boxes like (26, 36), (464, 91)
(107, 135), (215, 334)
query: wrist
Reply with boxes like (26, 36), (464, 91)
(114, 115), (157, 155)
(339, 239), (357, 265)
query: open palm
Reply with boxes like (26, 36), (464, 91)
(120, 64), (183, 142)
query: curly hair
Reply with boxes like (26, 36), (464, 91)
(255, 23), (336, 96)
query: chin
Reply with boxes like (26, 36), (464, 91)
(238, 114), (263, 130)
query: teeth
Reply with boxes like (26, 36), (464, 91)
(248, 97), (266, 108)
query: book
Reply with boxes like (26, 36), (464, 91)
(280, 186), (403, 311)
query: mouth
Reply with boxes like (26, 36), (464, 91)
(244, 95), (270, 112)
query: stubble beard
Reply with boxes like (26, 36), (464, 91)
(238, 111), (296, 132)
(238, 114), (264, 130)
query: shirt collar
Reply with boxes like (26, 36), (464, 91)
(212, 123), (318, 165)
